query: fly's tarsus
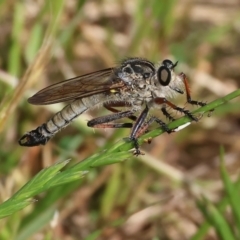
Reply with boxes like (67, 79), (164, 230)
(187, 99), (206, 107)
(174, 106), (198, 121)
(130, 137), (144, 156)
(151, 116), (173, 133)
(208, 108), (215, 117)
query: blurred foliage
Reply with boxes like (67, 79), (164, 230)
(0, 0), (240, 239)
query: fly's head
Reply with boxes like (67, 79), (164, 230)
(116, 58), (155, 89)
(154, 59), (185, 98)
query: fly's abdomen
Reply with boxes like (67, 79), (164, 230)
(45, 100), (86, 133)
(18, 96), (101, 147)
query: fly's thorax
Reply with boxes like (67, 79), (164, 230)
(117, 80), (153, 105)
(115, 58), (155, 85)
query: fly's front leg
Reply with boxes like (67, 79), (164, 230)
(180, 72), (214, 117)
(180, 72), (206, 107)
(154, 97), (198, 121)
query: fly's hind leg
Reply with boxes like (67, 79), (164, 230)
(104, 102), (137, 121)
(88, 103), (172, 156)
(88, 106), (149, 156)
(87, 110), (135, 129)
(87, 110), (138, 154)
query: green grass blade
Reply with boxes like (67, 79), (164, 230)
(0, 0), (65, 134)
(8, 2), (25, 76)
(59, 4), (85, 47)
(25, 24), (44, 63)
(84, 230), (102, 240)
(44, 0), (65, 38)
(100, 165), (121, 218)
(0, 159), (70, 218)
(220, 146), (240, 236)
(13, 159), (71, 199)
(197, 198), (236, 240)
(15, 207), (56, 240)
(18, 181), (82, 236)
(193, 145), (240, 240)
(192, 179), (240, 240)
(0, 151), (131, 218)
(190, 222), (211, 240)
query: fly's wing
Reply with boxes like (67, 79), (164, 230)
(28, 68), (124, 105)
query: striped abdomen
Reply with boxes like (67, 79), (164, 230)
(18, 95), (103, 146)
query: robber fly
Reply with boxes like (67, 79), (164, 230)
(19, 58), (206, 155)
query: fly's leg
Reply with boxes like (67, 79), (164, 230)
(103, 103), (172, 155)
(130, 105), (175, 156)
(135, 117), (173, 139)
(180, 72), (207, 107)
(87, 110), (135, 129)
(180, 72), (214, 117)
(161, 105), (176, 122)
(104, 102), (137, 121)
(132, 116), (173, 149)
(88, 122), (133, 129)
(129, 106), (150, 156)
(88, 110), (150, 155)
(151, 117), (173, 133)
(154, 97), (198, 121)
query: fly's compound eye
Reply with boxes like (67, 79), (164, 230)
(158, 59), (178, 86)
(157, 65), (171, 86)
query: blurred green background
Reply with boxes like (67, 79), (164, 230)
(0, 0), (240, 239)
